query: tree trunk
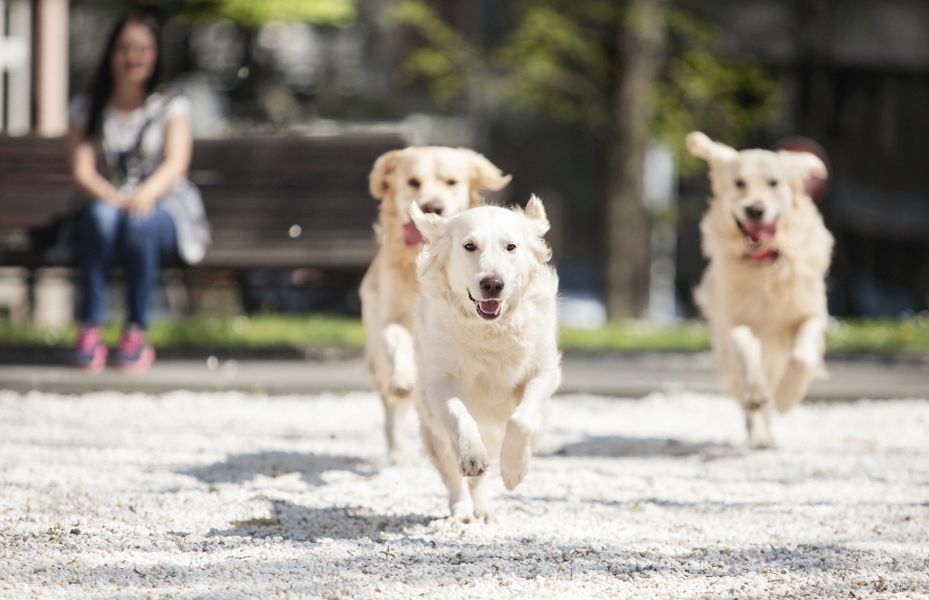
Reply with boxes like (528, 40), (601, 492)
(605, 0), (669, 318)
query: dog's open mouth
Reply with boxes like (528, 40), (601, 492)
(402, 221), (423, 247)
(468, 289), (502, 320)
(735, 217), (777, 249)
(735, 216), (780, 260)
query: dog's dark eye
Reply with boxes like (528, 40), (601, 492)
(768, 179), (778, 188)
(464, 242), (476, 252)
(408, 178), (421, 189)
(506, 243), (517, 252)
(446, 179), (458, 186)
(734, 178), (746, 190)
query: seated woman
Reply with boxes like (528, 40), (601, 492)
(69, 13), (209, 374)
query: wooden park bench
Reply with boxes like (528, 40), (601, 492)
(0, 131), (405, 317)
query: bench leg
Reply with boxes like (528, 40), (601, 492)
(163, 270), (190, 316)
(180, 269), (198, 316)
(26, 268), (37, 322)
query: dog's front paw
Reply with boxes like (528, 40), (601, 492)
(457, 436), (488, 477)
(741, 385), (772, 412)
(747, 427), (777, 450)
(451, 505), (493, 524)
(500, 419), (534, 491)
(744, 407), (776, 450)
(791, 345), (820, 371)
(449, 499), (475, 523)
(500, 457), (529, 491)
(388, 368), (416, 397)
(459, 452), (488, 477)
(749, 436), (776, 450)
(387, 447), (417, 466)
(473, 506), (495, 524)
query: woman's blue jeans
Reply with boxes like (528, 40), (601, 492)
(78, 201), (177, 330)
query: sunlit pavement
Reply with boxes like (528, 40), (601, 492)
(1, 390), (927, 598)
(0, 352), (926, 400)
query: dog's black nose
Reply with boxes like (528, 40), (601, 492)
(744, 203), (765, 222)
(480, 276), (504, 297)
(421, 201), (443, 215)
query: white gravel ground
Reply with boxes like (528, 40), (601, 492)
(1, 390), (928, 599)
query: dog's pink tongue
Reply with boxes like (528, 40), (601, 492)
(744, 222), (777, 244)
(403, 222), (423, 247)
(478, 300), (500, 315)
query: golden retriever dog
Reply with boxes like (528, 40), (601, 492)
(687, 131), (834, 448)
(410, 195), (561, 522)
(360, 147), (510, 463)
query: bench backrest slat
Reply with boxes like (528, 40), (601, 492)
(0, 133), (403, 267)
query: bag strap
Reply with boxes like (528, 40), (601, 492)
(104, 91), (179, 185)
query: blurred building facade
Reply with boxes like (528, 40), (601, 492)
(0, 0), (68, 136)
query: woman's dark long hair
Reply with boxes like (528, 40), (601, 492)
(84, 14), (162, 139)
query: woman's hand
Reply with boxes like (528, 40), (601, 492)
(70, 101), (192, 214)
(129, 112), (193, 212)
(124, 186), (158, 216)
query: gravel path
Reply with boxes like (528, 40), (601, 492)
(1, 390), (928, 599)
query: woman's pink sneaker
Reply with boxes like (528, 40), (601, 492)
(114, 326), (155, 374)
(74, 326), (107, 374)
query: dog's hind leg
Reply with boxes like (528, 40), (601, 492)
(370, 351), (412, 463)
(378, 323), (417, 463)
(383, 323), (416, 397)
(729, 325), (775, 449)
(383, 396), (414, 464)
(468, 476), (494, 523)
(775, 317), (826, 413)
(421, 422), (474, 522)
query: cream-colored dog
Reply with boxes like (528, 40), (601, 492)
(360, 147), (510, 463)
(410, 196), (561, 522)
(687, 132), (834, 448)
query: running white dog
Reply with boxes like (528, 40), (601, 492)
(410, 196), (561, 522)
(360, 147), (510, 463)
(688, 131), (834, 448)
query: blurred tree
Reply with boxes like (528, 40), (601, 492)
(104, 0), (357, 25)
(608, 0), (668, 318)
(97, 0), (358, 125)
(393, 0), (781, 317)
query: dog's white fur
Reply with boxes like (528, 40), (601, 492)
(688, 131), (834, 448)
(360, 146), (510, 463)
(410, 196), (561, 523)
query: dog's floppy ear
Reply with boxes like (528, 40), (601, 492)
(522, 194), (553, 263)
(409, 204), (447, 243)
(523, 194), (550, 237)
(466, 149), (511, 194)
(369, 149), (404, 200)
(686, 131), (738, 163)
(778, 150), (828, 180)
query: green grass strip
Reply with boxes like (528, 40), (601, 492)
(1, 316), (927, 354)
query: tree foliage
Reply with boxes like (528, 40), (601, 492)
(390, 0), (478, 105)
(651, 11), (781, 170)
(393, 0), (781, 171)
(104, 0), (357, 26)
